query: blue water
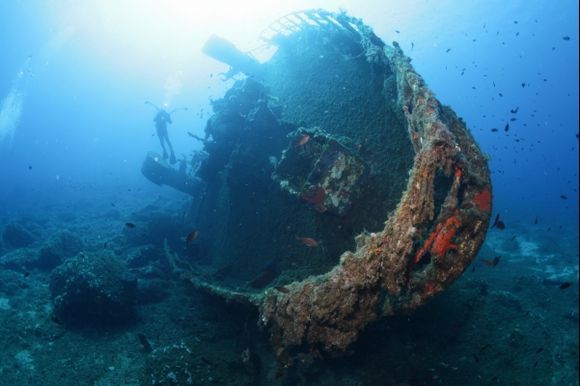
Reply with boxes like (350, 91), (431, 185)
(0, 1), (577, 227)
(0, 1), (577, 385)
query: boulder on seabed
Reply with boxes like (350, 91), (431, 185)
(50, 250), (137, 327)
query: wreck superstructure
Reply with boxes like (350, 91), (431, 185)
(185, 9), (491, 363)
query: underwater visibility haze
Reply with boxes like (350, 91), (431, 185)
(0, 1), (577, 385)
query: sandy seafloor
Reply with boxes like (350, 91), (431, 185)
(0, 194), (577, 386)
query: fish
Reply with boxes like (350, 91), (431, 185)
(533, 216), (538, 225)
(296, 134), (311, 146)
(491, 214), (505, 230)
(564, 310), (579, 322)
(510, 107), (519, 114)
(491, 128), (499, 132)
(559, 282), (572, 290)
(535, 347), (543, 354)
(504, 123), (510, 132)
(274, 286), (290, 293)
(560, 195), (568, 199)
(186, 230), (199, 244)
(125, 222), (136, 229)
(481, 256), (501, 267)
(562, 36), (571, 41)
(296, 236), (319, 247)
(137, 333), (152, 353)
(28, 165), (32, 170)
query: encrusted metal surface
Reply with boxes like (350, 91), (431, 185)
(273, 127), (367, 216)
(193, 10), (492, 364)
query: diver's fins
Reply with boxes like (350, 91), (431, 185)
(170, 153), (177, 165)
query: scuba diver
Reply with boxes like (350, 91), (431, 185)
(145, 101), (188, 164)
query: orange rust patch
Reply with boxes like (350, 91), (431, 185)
(431, 214), (461, 257)
(473, 188), (491, 213)
(414, 212), (462, 264)
(301, 186), (326, 211)
(413, 227), (438, 263)
(424, 281), (437, 296)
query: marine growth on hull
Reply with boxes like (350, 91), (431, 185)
(196, 27), (415, 289)
(144, 9), (492, 363)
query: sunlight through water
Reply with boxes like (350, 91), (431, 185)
(0, 58), (30, 145)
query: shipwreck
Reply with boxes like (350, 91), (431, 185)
(144, 9), (492, 365)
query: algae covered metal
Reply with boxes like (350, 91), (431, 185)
(192, 9), (492, 364)
(273, 127), (368, 216)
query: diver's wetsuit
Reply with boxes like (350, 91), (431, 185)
(154, 110), (176, 164)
